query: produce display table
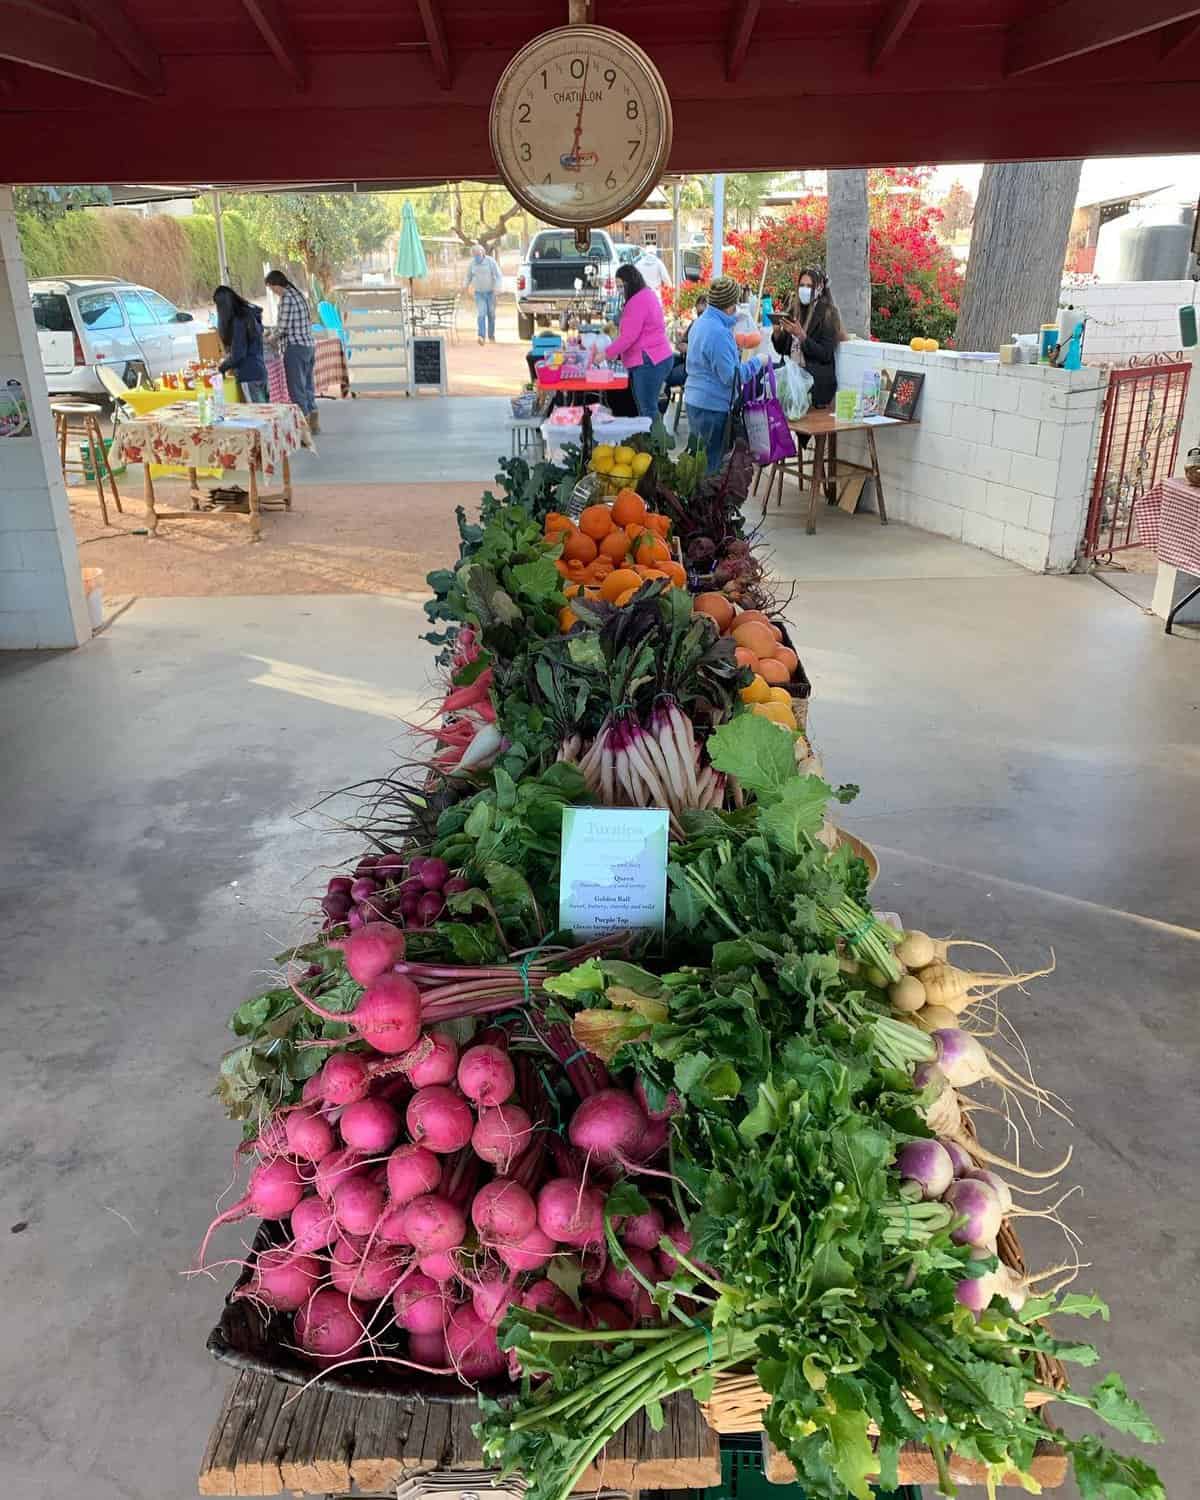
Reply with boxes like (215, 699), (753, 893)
(265, 329), (351, 404)
(537, 369), (630, 406)
(111, 401), (310, 541)
(199, 1372), (719, 1497)
(540, 414), (652, 460)
(1137, 476), (1200, 634)
(761, 414), (913, 534)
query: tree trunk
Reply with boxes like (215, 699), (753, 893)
(825, 170), (870, 338)
(955, 159), (1082, 352)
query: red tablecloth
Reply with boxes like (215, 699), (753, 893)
(265, 330), (350, 404)
(1136, 477), (1200, 575)
(537, 371), (629, 392)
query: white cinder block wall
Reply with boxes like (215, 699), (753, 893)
(833, 342), (1106, 573)
(0, 187), (90, 648)
(1059, 280), (1197, 360)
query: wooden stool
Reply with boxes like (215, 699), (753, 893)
(52, 401), (123, 527)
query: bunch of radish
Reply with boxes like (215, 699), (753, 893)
(197, 1021), (684, 1382)
(321, 854), (469, 937)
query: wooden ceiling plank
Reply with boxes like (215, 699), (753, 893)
(1006, 0), (1200, 75)
(71, 0), (162, 87)
(241, 0), (309, 90)
(870, 0), (922, 68)
(1161, 14), (1200, 53)
(0, 0), (154, 95)
(415, 0), (453, 90)
(726, 0), (762, 81)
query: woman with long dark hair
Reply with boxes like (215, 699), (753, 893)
(265, 269), (318, 430)
(771, 265), (842, 409)
(212, 285), (268, 402)
(602, 263), (676, 419)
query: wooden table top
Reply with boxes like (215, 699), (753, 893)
(787, 412), (917, 435)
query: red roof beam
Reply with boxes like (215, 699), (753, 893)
(1007, 0), (1200, 75)
(1161, 15), (1200, 53)
(241, 0), (309, 91)
(726, 0), (762, 82)
(415, 0), (453, 90)
(72, 0), (162, 89)
(0, 0), (155, 95)
(870, 0), (922, 69)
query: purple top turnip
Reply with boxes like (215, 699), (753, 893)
(897, 1138), (955, 1201)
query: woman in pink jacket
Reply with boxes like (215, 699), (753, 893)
(605, 264), (676, 418)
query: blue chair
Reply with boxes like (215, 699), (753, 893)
(318, 300), (349, 359)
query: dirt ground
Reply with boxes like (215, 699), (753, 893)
(70, 479), (467, 599)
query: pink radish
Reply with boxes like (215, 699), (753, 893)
(332, 1241), (407, 1300)
(285, 1107), (336, 1164)
(497, 1226), (555, 1273)
(295, 1289), (365, 1364)
(408, 1331), (449, 1367)
(471, 1272), (516, 1327)
(290, 1194), (338, 1253)
(406, 1086), (474, 1153)
(567, 1089), (648, 1166)
(633, 1078), (682, 1123)
(400, 1194), (467, 1253)
(377, 1204), (413, 1244)
(456, 1044), (516, 1107)
(521, 1279), (576, 1320)
(471, 1104), (533, 1173)
(314, 1148), (366, 1200)
(445, 1305), (505, 1381)
(600, 1246), (658, 1309)
(472, 1179), (537, 1245)
(339, 1098), (401, 1153)
(386, 1144), (442, 1206)
(197, 1157), (306, 1266)
(297, 973), (423, 1056)
(332, 1176), (385, 1235)
(232, 1248), (322, 1312)
(318, 1052), (371, 1107)
(537, 1178), (606, 1247)
(407, 1032), (459, 1087)
(658, 1223), (692, 1277)
(419, 1248), (461, 1282)
(621, 1206), (665, 1252)
(585, 1297), (633, 1332)
(343, 922), (407, 984)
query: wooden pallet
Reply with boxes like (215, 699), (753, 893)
(761, 1433), (1068, 1489)
(199, 1371), (721, 1497)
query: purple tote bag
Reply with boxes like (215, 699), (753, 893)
(743, 361), (794, 466)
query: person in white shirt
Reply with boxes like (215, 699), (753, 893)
(634, 247), (674, 301)
(464, 243), (504, 344)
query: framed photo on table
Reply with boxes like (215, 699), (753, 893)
(884, 369), (925, 421)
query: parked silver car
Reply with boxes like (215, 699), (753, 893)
(31, 276), (201, 398)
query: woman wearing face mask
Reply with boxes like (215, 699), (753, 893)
(772, 266), (842, 410)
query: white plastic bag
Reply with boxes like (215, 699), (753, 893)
(776, 359), (814, 419)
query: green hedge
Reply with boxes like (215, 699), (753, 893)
(17, 207), (269, 306)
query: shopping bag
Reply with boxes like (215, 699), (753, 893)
(776, 359), (814, 420)
(742, 362), (795, 465)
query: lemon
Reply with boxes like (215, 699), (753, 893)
(740, 674), (771, 705)
(631, 452), (653, 477)
(593, 444), (615, 464)
(614, 445), (636, 466)
(591, 452), (614, 474)
(753, 700), (796, 728)
(609, 464), (633, 482)
(767, 686), (792, 705)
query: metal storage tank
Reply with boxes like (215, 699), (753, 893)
(1094, 199), (1197, 281)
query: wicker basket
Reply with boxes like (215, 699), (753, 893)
(700, 1210), (1066, 1435)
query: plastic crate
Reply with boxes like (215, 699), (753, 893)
(78, 436), (126, 480)
(705, 1436), (920, 1500)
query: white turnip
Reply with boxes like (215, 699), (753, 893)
(888, 975), (927, 1014)
(940, 1138), (974, 1178)
(911, 1004), (959, 1034)
(897, 1138), (954, 1200)
(917, 956), (1054, 1014)
(339, 1098), (401, 1153)
(962, 1167), (1013, 1215)
(197, 1157), (307, 1267)
(406, 1086), (475, 1154)
(471, 1104), (533, 1173)
(567, 1089), (648, 1166)
(400, 1194), (467, 1253)
(471, 1178), (537, 1245)
(232, 1248), (323, 1312)
(933, 1027), (1070, 1120)
(457, 1044), (516, 1107)
(386, 1144), (442, 1206)
(922, 1082), (1073, 1180)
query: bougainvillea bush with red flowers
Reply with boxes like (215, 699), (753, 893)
(716, 169), (963, 346)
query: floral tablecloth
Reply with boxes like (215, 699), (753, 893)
(111, 402), (310, 479)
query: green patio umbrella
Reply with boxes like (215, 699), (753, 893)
(394, 199), (429, 334)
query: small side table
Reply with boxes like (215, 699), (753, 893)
(52, 401), (123, 526)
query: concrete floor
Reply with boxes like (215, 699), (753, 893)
(6, 401), (1199, 1498)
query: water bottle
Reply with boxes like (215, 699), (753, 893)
(210, 370), (225, 420)
(195, 376), (211, 424)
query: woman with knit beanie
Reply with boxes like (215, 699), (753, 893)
(683, 275), (763, 473)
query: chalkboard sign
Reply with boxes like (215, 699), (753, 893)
(411, 336), (447, 394)
(884, 369), (925, 421)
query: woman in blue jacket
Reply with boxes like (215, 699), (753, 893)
(213, 286), (268, 402)
(683, 275), (762, 473)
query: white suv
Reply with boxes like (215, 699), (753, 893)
(31, 277), (202, 399)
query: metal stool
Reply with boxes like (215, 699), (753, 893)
(509, 416), (544, 461)
(52, 401), (122, 526)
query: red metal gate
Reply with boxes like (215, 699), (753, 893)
(1083, 360), (1191, 558)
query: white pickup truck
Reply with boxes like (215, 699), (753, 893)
(515, 228), (618, 340)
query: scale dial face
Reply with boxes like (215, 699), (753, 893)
(490, 25), (672, 227)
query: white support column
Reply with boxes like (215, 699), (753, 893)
(0, 187), (91, 649)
